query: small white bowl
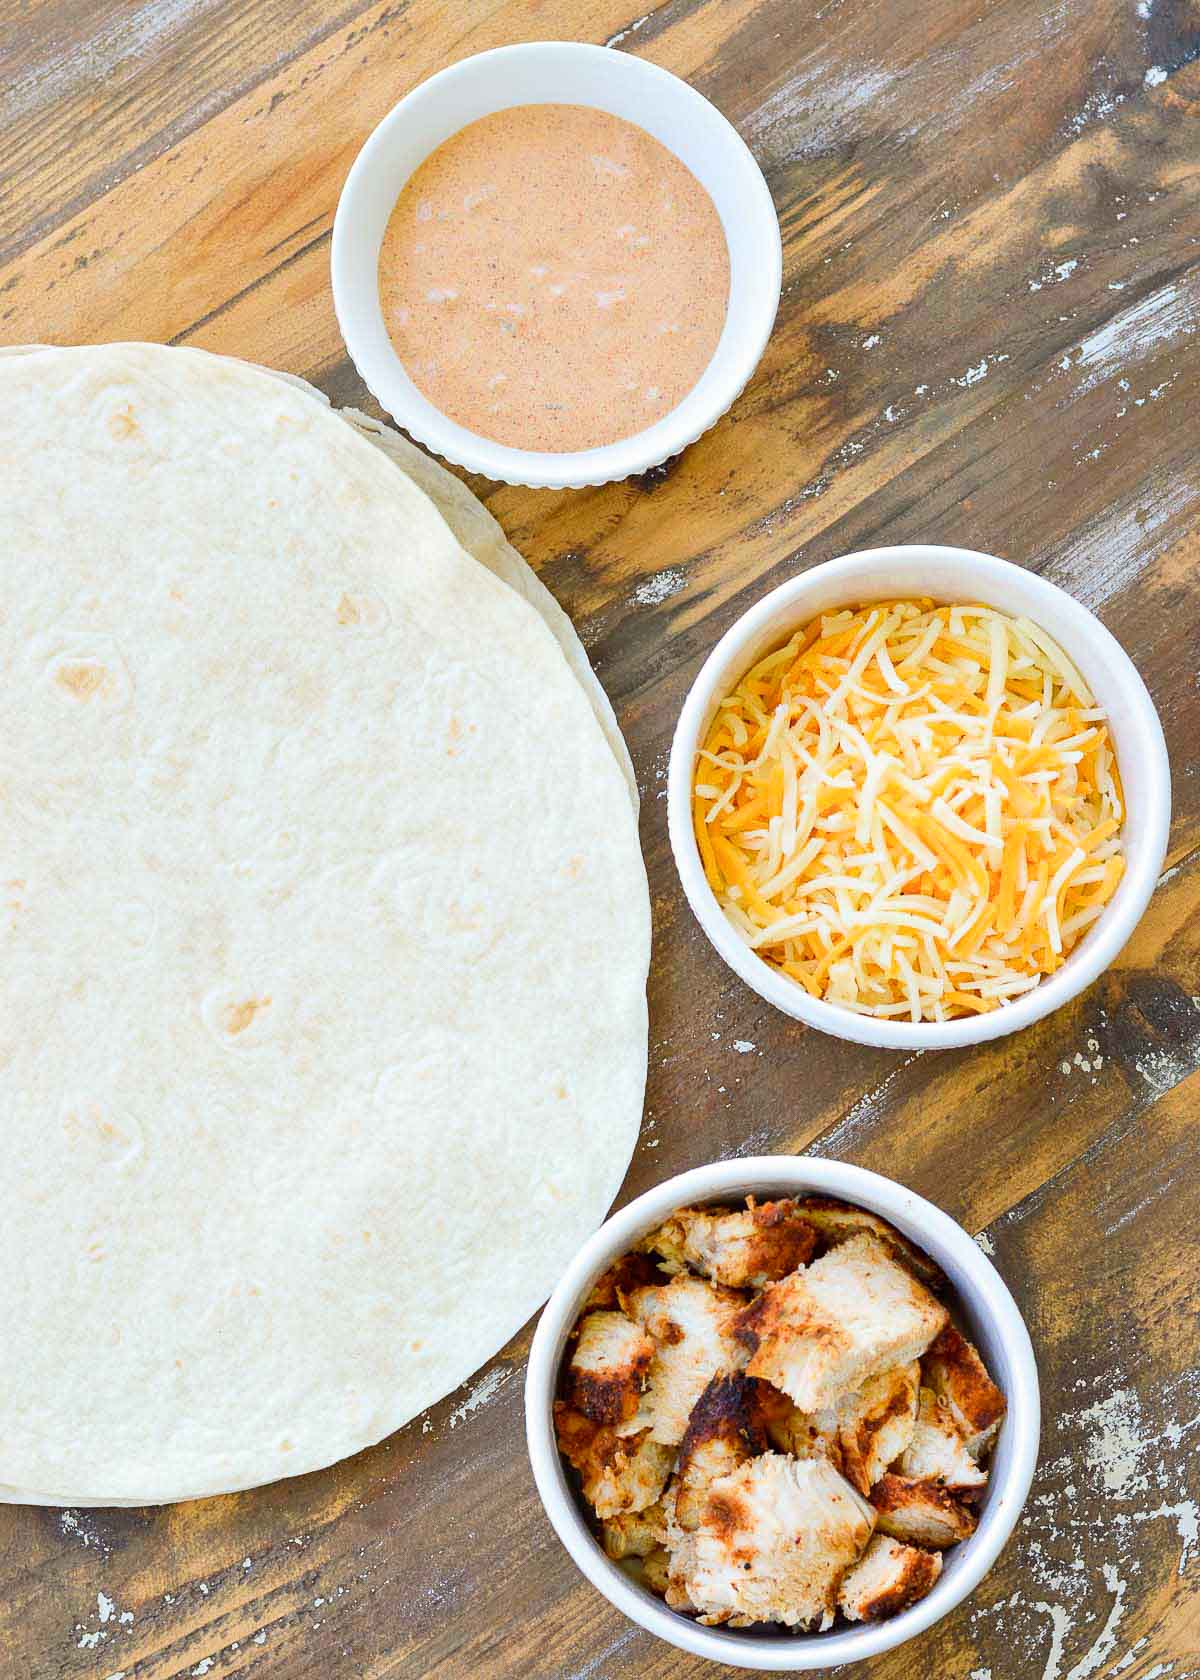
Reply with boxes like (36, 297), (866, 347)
(331, 42), (781, 488)
(525, 1155), (1040, 1671)
(667, 545), (1171, 1051)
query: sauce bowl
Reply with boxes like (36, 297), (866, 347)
(331, 42), (781, 488)
(525, 1154), (1040, 1671)
(667, 546), (1171, 1051)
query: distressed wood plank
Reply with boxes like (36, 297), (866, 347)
(0, 0), (1197, 1675)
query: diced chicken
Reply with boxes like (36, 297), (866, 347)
(837, 1363), (921, 1495)
(678, 1452), (876, 1629)
(670, 1374), (768, 1531)
(643, 1198), (819, 1288)
(553, 1402), (674, 1519)
(838, 1534), (943, 1622)
(897, 1387), (988, 1492)
(624, 1274), (749, 1445)
(736, 1235), (948, 1413)
(871, 1473), (978, 1549)
(664, 1534), (698, 1612)
(796, 1197), (945, 1288)
(922, 1325), (1007, 1460)
(641, 1544), (671, 1596)
(601, 1501), (667, 1560)
(584, 1251), (665, 1312)
(755, 1381), (843, 1470)
(564, 1311), (655, 1429)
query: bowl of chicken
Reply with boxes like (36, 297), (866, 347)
(525, 1156), (1039, 1670)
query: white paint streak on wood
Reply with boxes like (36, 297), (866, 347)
(1103, 1170), (1184, 1236)
(1069, 276), (1200, 399)
(897, 0), (1074, 141)
(569, 1625), (641, 1678)
(1032, 1599), (1075, 1680)
(806, 1051), (925, 1158)
(743, 63), (897, 166)
(604, 11), (653, 49)
(1131, 1500), (1200, 1576)
(1064, 1566), (1127, 1680)
(7, 0), (220, 125)
(447, 1364), (513, 1429)
(1041, 471), (1195, 608)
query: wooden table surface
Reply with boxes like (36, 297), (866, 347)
(2, 2), (1198, 1676)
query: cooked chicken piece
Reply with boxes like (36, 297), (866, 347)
(922, 1325), (1006, 1460)
(755, 1382), (843, 1470)
(796, 1197), (944, 1288)
(871, 1473), (978, 1549)
(601, 1501), (667, 1560)
(756, 1365), (918, 1492)
(564, 1311), (655, 1429)
(553, 1402), (674, 1519)
(897, 1387), (988, 1492)
(584, 1251), (665, 1312)
(678, 1452), (876, 1629)
(838, 1534), (943, 1622)
(837, 1363), (921, 1495)
(643, 1198), (819, 1288)
(664, 1534), (698, 1613)
(623, 1274), (749, 1446)
(670, 1374), (769, 1531)
(736, 1234), (948, 1413)
(641, 1544), (671, 1596)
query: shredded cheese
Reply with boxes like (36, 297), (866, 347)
(693, 600), (1126, 1022)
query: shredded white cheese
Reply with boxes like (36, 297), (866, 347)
(692, 600), (1125, 1021)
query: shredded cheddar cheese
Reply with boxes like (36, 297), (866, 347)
(693, 600), (1126, 1022)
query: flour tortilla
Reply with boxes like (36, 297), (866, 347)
(0, 346), (638, 809)
(0, 343), (649, 1504)
(336, 407), (637, 807)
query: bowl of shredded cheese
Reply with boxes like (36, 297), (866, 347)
(668, 547), (1170, 1049)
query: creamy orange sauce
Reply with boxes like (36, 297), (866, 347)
(378, 104), (730, 453)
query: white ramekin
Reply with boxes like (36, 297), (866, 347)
(667, 545), (1171, 1052)
(525, 1155), (1040, 1671)
(331, 42), (781, 488)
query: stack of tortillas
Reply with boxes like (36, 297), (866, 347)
(0, 344), (649, 1506)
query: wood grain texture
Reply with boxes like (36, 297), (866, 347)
(1, 1), (1198, 1675)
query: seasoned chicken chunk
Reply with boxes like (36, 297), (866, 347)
(838, 1534), (942, 1621)
(897, 1387), (987, 1493)
(837, 1363), (921, 1495)
(641, 1544), (672, 1596)
(736, 1235), (948, 1413)
(624, 1274), (749, 1446)
(664, 1534), (698, 1612)
(564, 1311), (655, 1429)
(796, 1197), (944, 1288)
(670, 1374), (769, 1532)
(643, 1198), (818, 1288)
(922, 1325), (1006, 1460)
(583, 1251), (664, 1312)
(679, 1452), (876, 1629)
(755, 1382), (843, 1470)
(871, 1473), (978, 1549)
(754, 1366), (917, 1492)
(553, 1402), (673, 1519)
(601, 1501), (667, 1560)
